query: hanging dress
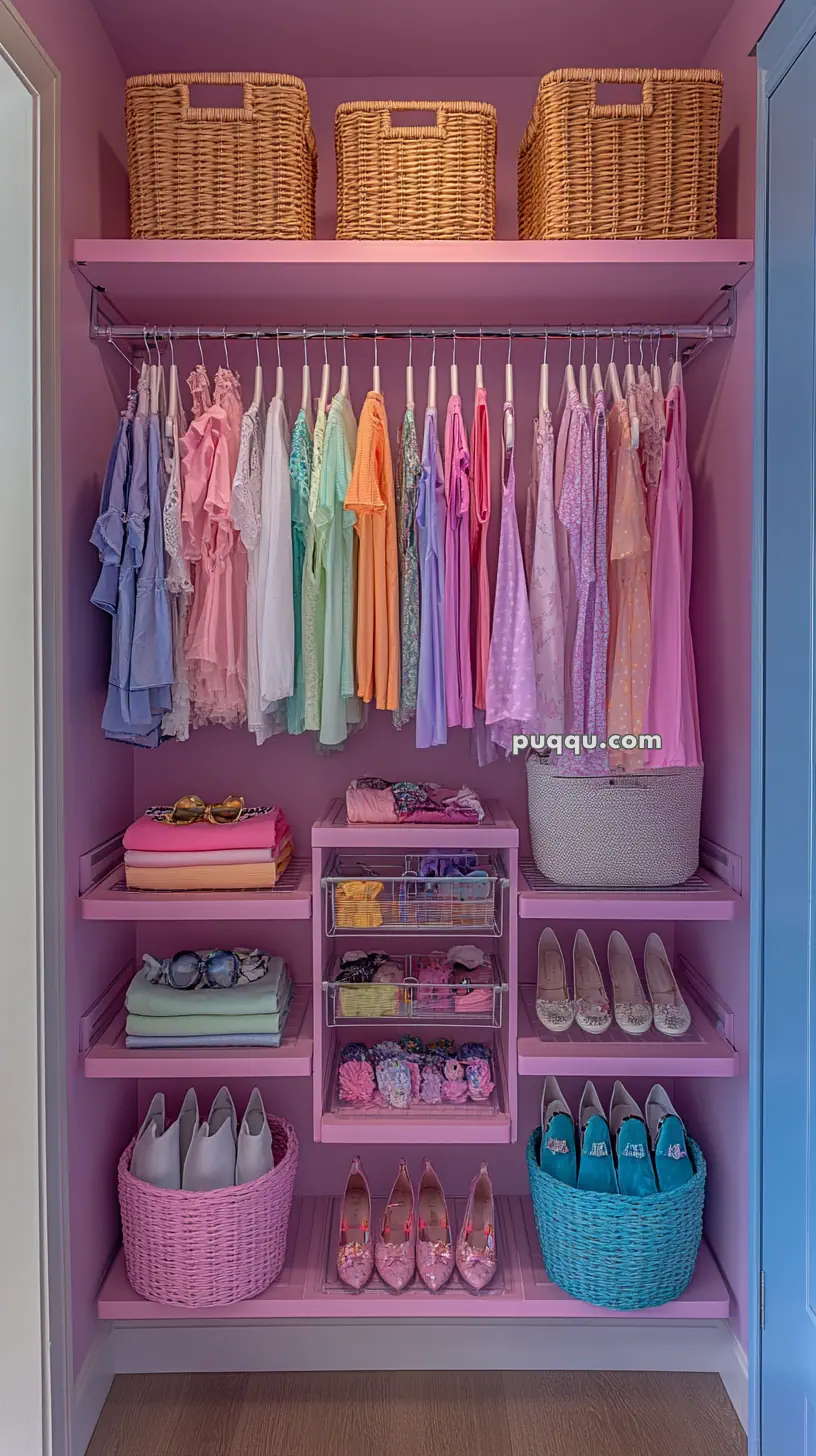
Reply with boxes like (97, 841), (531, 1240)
(443, 394), (474, 729)
(606, 397), (651, 771)
(181, 366), (247, 727)
(393, 405), (421, 730)
(644, 374), (702, 767)
(469, 384), (492, 712)
(286, 409), (313, 735)
(556, 384), (594, 740)
(636, 368), (666, 543)
(91, 389), (135, 617)
(161, 369), (192, 742)
(582, 388), (611, 766)
(303, 399), (329, 732)
(231, 399), (285, 745)
(130, 366), (174, 723)
(527, 407), (565, 735)
(319, 392), (359, 746)
(415, 405), (447, 747)
(485, 402), (537, 754)
(344, 391), (400, 711)
(256, 396), (294, 713)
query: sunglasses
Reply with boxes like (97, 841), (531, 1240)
(162, 795), (246, 826)
(168, 949), (241, 991)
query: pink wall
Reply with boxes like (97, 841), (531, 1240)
(12, 0), (137, 1381)
(677, 0), (780, 1354)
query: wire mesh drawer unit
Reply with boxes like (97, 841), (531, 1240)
(323, 953), (508, 1027)
(323, 853), (508, 936)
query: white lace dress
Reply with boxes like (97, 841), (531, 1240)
(161, 367), (191, 741)
(257, 397), (295, 713)
(231, 401), (287, 744)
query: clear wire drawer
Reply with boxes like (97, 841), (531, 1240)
(323, 952), (508, 1027)
(323, 853), (507, 936)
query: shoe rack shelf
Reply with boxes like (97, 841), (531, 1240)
(79, 857), (313, 921)
(516, 984), (738, 1079)
(311, 801), (520, 1144)
(97, 1193), (730, 1321)
(83, 984), (314, 1080)
(518, 860), (739, 921)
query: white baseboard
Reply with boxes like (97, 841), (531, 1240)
(111, 1317), (744, 1426)
(71, 1326), (113, 1456)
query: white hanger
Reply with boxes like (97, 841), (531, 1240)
(605, 330), (624, 405)
(623, 336), (640, 450)
(300, 330), (314, 429)
(167, 329), (179, 420)
(372, 329), (381, 394)
(428, 330), (437, 411)
(339, 327), (350, 399)
(591, 332), (604, 397)
(651, 332), (665, 416)
(107, 326), (137, 391)
(405, 330), (415, 412)
(539, 332), (549, 415)
(670, 328), (684, 389)
(579, 331), (590, 408)
(195, 325), (206, 381)
(274, 328), (285, 402)
(450, 328), (459, 397)
(504, 328), (514, 448)
(475, 327), (484, 391)
(142, 326), (153, 389)
(637, 334), (648, 384)
(151, 329), (168, 417)
(318, 329), (331, 411)
(222, 326), (231, 374)
(252, 330), (264, 411)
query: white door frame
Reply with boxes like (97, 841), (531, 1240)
(0, 5), (67, 1454)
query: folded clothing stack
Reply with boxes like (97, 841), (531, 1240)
(125, 950), (293, 1048)
(346, 779), (484, 825)
(122, 807), (293, 891)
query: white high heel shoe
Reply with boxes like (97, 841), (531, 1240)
(643, 934), (692, 1037)
(572, 931), (612, 1034)
(535, 928), (574, 1033)
(607, 931), (653, 1035)
(130, 1093), (181, 1189)
(182, 1086), (237, 1191)
(236, 1087), (275, 1185)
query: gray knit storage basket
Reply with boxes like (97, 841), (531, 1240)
(526, 754), (703, 887)
(526, 1128), (706, 1310)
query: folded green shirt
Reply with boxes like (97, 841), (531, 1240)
(126, 955), (289, 1018)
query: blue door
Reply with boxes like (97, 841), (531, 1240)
(756, 3), (816, 1450)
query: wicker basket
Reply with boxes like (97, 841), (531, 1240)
(526, 754), (703, 887)
(118, 1116), (299, 1307)
(518, 69), (722, 239)
(526, 1128), (706, 1310)
(126, 73), (317, 239)
(335, 100), (497, 240)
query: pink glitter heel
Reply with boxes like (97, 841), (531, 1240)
(337, 1156), (374, 1291)
(456, 1163), (497, 1291)
(416, 1159), (454, 1292)
(375, 1159), (416, 1291)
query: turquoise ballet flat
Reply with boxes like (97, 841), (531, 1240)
(577, 1081), (618, 1194)
(646, 1085), (695, 1192)
(539, 1076), (577, 1187)
(609, 1081), (657, 1197)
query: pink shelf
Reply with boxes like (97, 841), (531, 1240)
(83, 985), (313, 1080)
(313, 798), (518, 849)
(516, 985), (738, 1079)
(79, 857), (312, 921)
(518, 860), (740, 921)
(73, 238), (753, 327)
(97, 1194), (730, 1320)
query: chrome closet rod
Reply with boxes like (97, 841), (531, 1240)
(93, 321), (731, 343)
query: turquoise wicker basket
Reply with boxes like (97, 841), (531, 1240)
(526, 1127), (706, 1310)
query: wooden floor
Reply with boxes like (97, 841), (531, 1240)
(87, 1371), (747, 1456)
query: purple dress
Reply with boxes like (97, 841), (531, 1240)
(556, 386), (594, 739)
(416, 407), (447, 748)
(485, 403), (537, 754)
(577, 389), (611, 772)
(443, 394), (474, 729)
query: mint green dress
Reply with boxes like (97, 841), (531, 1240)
(319, 393), (359, 745)
(286, 410), (313, 736)
(302, 401), (328, 732)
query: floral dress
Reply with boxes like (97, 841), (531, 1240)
(394, 406), (421, 729)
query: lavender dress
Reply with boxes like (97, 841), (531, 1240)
(416, 407), (447, 748)
(443, 394), (474, 729)
(485, 403), (536, 754)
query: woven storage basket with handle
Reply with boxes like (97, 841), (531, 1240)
(335, 100), (497, 240)
(518, 69), (722, 240)
(126, 73), (316, 239)
(118, 1116), (299, 1307)
(526, 1128), (706, 1310)
(526, 754), (703, 887)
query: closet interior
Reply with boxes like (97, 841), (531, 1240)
(49, 0), (761, 1437)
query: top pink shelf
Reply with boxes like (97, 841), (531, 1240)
(312, 798), (518, 849)
(73, 238), (753, 328)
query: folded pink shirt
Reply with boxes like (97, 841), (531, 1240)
(123, 808), (290, 853)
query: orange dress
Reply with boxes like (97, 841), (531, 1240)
(344, 392), (400, 711)
(606, 399), (651, 771)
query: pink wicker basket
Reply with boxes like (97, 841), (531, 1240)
(118, 1116), (299, 1307)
